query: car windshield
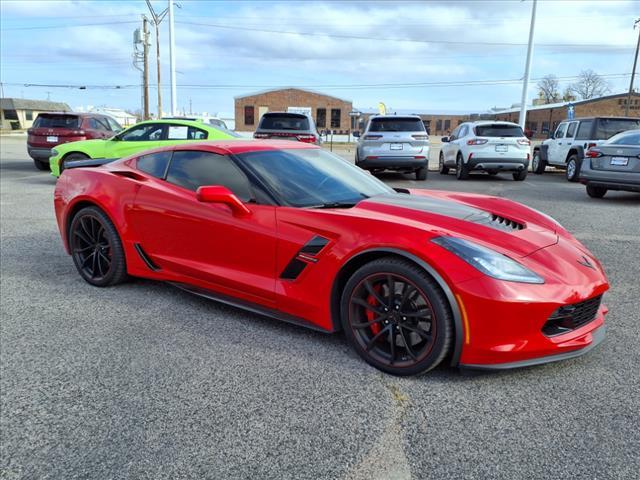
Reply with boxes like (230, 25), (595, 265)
(606, 130), (640, 146)
(33, 114), (80, 129)
(259, 114), (310, 131)
(369, 117), (425, 132)
(595, 119), (640, 140)
(237, 148), (393, 207)
(474, 124), (524, 137)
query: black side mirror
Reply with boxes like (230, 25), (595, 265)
(441, 136), (450, 143)
(352, 131), (361, 138)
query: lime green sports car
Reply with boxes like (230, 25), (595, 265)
(49, 119), (237, 177)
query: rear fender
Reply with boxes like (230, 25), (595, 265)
(566, 146), (585, 163)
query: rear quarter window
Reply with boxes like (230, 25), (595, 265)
(474, 124), (524, 137)
(33, 115), (80, 129)
(369, 118), (425, 132)
(136, 151), (172, 178)
(259, 115), (310, 131)
(575, 120), (593, 140)
(594, 118), (640, 140)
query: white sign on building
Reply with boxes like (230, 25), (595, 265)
(287, 106), (312, 117)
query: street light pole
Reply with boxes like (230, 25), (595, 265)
(518, 0), (537, 129)
(145, 0), (168, 118)
(168, 0), (177, 116)
(624, 18), (640, 117)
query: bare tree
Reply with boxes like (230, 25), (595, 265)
(537, 75), (561, 104)
(569, 70), (611, 100)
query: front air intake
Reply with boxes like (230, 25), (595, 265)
(542, 295), (603, 337)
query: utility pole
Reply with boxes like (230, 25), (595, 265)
(168, 0), (177, 116)
(142, 16), (150, 119)
(145, 0), (169, 118)
(518, 0), (537, 129)
(625, 18), (640, 117)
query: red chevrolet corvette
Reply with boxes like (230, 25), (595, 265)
(54, 140), (609, 375)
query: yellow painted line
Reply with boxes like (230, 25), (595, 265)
(455, 294), (471, 345)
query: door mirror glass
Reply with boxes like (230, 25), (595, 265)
(441, 136), (449, 143)
(196, 185), (251, 216)
(352, 130), (361, 138)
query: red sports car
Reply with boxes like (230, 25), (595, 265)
(54, 141), (609, 376)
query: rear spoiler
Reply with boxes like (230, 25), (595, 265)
(64, 158), (119, 169)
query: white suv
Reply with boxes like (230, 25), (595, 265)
(439, 121), (531, 181)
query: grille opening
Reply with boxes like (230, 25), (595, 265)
(542, 295), (602, 337)
(490, 214), (525, 231)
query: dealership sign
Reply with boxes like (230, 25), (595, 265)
(287, 106), (312, 116)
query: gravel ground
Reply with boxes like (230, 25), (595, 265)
(1, 136), (639, 479)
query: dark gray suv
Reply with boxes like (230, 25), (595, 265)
(253, 112), (320, 144)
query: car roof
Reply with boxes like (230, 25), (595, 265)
(562, 116), (639, 122)
(37, 112), (105, 117)
(370, 114), (422, 119)
(134, 118), (215, 127)
(468, 120), (520, 126)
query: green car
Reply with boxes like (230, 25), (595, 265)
(49, 119), (237, 177)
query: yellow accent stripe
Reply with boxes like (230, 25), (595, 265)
(455, 294), (471, 345)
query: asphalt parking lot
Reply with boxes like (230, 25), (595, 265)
(1, 135), (639, 480)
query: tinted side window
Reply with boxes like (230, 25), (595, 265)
(136, 151), (172, 179)
(458, 125), (468, 138)
(449, 126), (460, 139)
(555, 123), (567, 139)
(106, 117), (122, 131)
(166, 151), (253, 201)
(575, 120), (593, 140)
(565, 122), (578, 138)
(166, 124), (208, 140)
(120, 124), (165, 141)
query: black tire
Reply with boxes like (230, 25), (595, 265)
(455, 154), (469, 180)
(532, 150), (546, 174)
(586, 185), (607, 198)
(565, 154), (581, 182)
(438, 152), (449, 175)
(355, 150), (360, 165)
(60, 153), (89, 173)
(512, 169), (528, 181)
(340, 257), (453, 376)
(415, 167), (427, 181)
(487, 171), (498, 176)
(33, 159), (50, 171)
(69, 206), (128, 287)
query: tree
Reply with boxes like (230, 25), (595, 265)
(536, 75), (561, 104)
(569, 70), (610, 100)
(562, 87), (576, 102)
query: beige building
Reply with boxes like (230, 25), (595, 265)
(234, 88), (353, 133)
(1, 98), (70, 130)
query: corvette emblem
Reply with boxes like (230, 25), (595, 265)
(577, 256), (595, 269)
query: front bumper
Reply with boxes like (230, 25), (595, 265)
(27, 146), (52, 161)
(357, 156), (428, 171)
(467, 157), (529, 172)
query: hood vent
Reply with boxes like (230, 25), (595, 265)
(490, 214), (525, 231)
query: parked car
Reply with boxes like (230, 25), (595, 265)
(54, 140), (608, 376)
(27, 112), (122, 171)
(253, 112), (320, 144)
(355, 115), (429, 180)
(49, 119), (236, 177)
(532, 116), (640, 182)
(579, 129), (640, 198)
(439, 121), (530, 181)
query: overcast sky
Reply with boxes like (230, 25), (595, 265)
(1, 0), (638, 116)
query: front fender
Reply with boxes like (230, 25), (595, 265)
(538, 144), (549, 162)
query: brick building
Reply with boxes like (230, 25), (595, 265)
(234, 88), (353, 133)
(492, 92), (640, 138)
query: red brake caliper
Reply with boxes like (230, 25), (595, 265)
(366, 284), (382, 335)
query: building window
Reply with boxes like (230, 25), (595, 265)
(316, 108), (326, 128)
(436, 119), (442, 132)
(541, 121), (549, 133)
(444, 119), (451, 131)
(529, 121), (538, 132)
(330, 109), (341, 128)
(244, 106), (254, 126)
(3, 109), (18, 120)
(25, 111), (33, 121)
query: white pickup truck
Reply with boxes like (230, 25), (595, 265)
(532, 116), (640, 182)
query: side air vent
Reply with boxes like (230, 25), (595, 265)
(134, 243), (161, 271)
(490, 214), (525, 231)
(280, 236), (330, 280)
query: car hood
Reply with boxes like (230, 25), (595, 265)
(351, 190), (560, 258)
(55, 138), (107, 156)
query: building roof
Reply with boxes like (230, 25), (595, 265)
(1, 98), (70, 112)
(234, 87), (351, 103)
(358, 107), (472, 116)
(491, 91), (639, 115)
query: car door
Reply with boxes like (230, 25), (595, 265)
(104, 122), (167, 159)
(131, 149), (277, 305)
(561, 121), (579, 161)
(547, 122), (568, 166)
(445, 126), (463, 164)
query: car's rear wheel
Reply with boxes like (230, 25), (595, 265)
(340, 257), (452, 376)
(512, 169), (528, 181)
(33, 159), (50, 171)
(455, 154), (469, 180)
(438, 152), (449, 175)
(69, 206), (128, 287)
(566, 154), (580, 182)
(532, 150), (546, 174)
(586, 185), (607, 198)
(415, 167), (427, 181)
(61, 153), (89, 173)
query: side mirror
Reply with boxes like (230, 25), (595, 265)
(196, 185), (251, 216)
(549, 132), (555, 139)
(352, 131), (361, 138)
(441, 136), (450, 143)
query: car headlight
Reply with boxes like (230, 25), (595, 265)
(432, 236), (544, 284)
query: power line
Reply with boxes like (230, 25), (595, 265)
(0, 21), (138, 31)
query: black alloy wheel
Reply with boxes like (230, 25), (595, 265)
(341, 258), (452, 376)
(456, 154), (469, 180)
(70, 206), (128, 287)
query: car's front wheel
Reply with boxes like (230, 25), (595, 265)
(33, 159), (50, 171)
(455, 154), (469, 180)
(69, 206), (128, 287)
(439, 152), (449, 175)
(532, 151), (546, 174)
(586, 185), (607, 198)
(566, 154), (581, 182)
(340, 257), (453, 376)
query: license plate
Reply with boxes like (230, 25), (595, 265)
(46, 136), (58, 142)
(390, 143), (403, 150)
(495, 145), (508, 152)
(610, 157), (628, 166)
